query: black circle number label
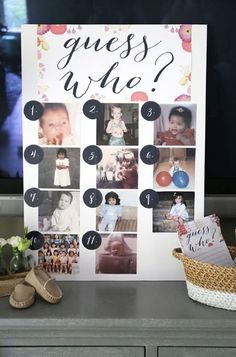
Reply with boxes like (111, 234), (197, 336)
(24, 145), (44, 164)
(26, 230), (44, 250)
(24, 188), (43, 207)
(83, 145), (103, 165)
(139, 189), (159, 208)
(83, 100), (102, 119)
(141, 101), (161, 121)
(82, 231), (102, 250)
(140, 145), (160, 165)
(83, 189), (103, 208)
(24, 101), (44, 121)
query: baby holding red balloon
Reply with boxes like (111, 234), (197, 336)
(155, 157), (189, 189)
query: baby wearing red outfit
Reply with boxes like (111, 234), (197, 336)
(156, 106), (195, 146)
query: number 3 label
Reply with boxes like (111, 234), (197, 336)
(141, 101), (161, 121)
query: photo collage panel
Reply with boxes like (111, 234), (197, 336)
(22, 24), (207, 281)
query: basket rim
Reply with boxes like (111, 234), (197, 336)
(172, 246), (236, 271)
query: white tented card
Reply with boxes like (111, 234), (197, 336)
(21, 24), (207, 280)
(178, 215), (234, 267)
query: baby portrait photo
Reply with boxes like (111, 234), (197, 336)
(37, 233), (80, 275)
(38, 102), (80, 146)
(153, 147), (195, 190)
(96, 190), (138, 233)
(38, 191), (80, 233)
(154, 104), (196, 146)
(153, 191), (194, 233)
(96, 148), (138, 189)
(95, 233), (137, 274)
(96, 103), (139, 146)
(38, 147), (80, 189)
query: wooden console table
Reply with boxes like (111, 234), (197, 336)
(0, 281), (236, 356)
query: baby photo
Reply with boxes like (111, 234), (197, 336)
(38, 147), (80, 189)
(37, 234), (79, 275)
(95, 233), (137, 274)
(96, 103), (139, 146)
(96, 147), (138, 189)
(154, 104), (196, 146)
(38, 191), (80, 233)
(153, 147), (195, 190)
(38, 102), (80, 146)
(153, 191), (194, 233)
(96, 190), (137, 233)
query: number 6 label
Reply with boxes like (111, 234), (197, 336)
(140, 145), (160, 165)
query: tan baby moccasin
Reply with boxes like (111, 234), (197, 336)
(9, 282), (35, 309)
(25, 266), (62, 304)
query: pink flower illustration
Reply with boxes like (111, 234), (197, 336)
(37, 24), (67, 36)
(50, 25), (67, 35)
(37, 49), (42, 60)
(131, 91), (148, 102)
(178, 223), (188, 236)
(178, 25), (191, 43)
(182, 41), (191, 52)
(37, 25), (50, 35)
(175, 94), (191, 102)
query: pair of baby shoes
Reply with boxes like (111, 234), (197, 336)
(9, 266), (63, 309)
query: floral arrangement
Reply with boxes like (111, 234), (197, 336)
(0, 238), (7, 252)
(0, 229), (31, 276)
(7, 228), (30, 253)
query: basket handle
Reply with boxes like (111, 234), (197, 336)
(172, 248), (183, 261)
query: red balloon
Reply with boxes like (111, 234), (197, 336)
(156, 171), (172, 187)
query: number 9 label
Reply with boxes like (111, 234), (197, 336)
(139, 189), (159, 208)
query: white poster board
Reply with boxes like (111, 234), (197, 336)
(21, 24), (207, 280)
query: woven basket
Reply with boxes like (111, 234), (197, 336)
(0, 272), (28, 297)
(172, 246), (236, 310)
